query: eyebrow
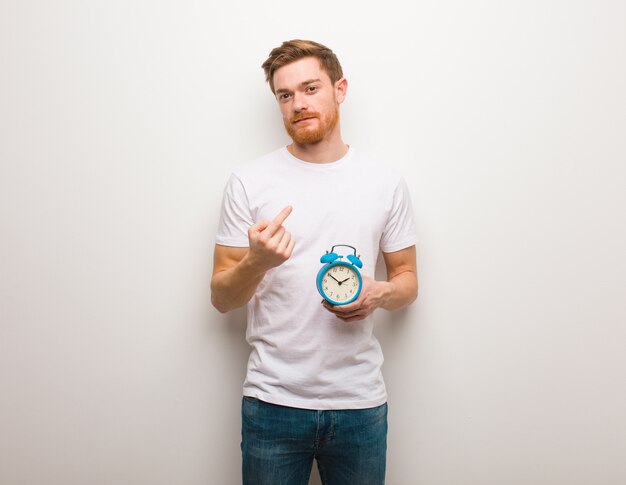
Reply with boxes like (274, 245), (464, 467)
(275, 78), (322, 95)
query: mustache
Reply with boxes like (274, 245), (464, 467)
(291, 112), (319, 123)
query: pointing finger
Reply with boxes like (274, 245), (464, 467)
(263, 205), (293, 236)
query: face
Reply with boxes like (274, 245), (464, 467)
(272, 56), (346, 145)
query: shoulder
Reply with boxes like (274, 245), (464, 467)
(230, 147), (286, 181)
(350, 148), (405, 188)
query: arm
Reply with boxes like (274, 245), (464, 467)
(380, 244), (419, 310)
(321, 245), (418, 322)
(211, 206), (295, 314)
(210, 245), (265, 313)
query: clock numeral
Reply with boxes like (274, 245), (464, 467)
(339, 266), (344, 272)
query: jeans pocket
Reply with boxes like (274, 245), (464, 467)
(242, 396), (262, 421)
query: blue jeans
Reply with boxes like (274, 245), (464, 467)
(241, 396), (387, 485)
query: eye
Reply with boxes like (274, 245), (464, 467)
(307, 86), (318, 93)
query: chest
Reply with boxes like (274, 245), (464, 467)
(252, 177), (389, 247)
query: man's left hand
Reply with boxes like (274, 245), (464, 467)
(321, 275), (392, 323)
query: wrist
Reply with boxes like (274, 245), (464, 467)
(241, 251), (268, 277)
(378, 280), (395, 310)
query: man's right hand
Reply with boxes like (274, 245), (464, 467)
(246, 206), (296, 273)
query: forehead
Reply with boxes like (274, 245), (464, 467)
(273, 56), (331, 90)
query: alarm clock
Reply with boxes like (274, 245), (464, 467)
(317, 244), (363, 306)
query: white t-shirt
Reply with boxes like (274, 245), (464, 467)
(215, 145), (417, 410)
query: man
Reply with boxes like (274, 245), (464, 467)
(211, 39), (418, 485)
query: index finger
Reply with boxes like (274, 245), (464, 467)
(263, 205), (293, 236)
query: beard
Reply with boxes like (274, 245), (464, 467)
(283, 103), (340, 145)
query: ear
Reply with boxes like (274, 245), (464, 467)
(335, 77), (348, 104)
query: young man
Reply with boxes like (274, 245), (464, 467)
(211, 39), (418, 485)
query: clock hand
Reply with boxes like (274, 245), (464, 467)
(339, 277), (350, 284)
(328, 274), (341, 284)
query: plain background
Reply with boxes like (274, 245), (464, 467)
(1, 1), (625, 484)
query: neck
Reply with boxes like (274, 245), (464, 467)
(287, 130), (349, 164)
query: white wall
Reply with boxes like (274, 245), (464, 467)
(1, 1), (625, 484)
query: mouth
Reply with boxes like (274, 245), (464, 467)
(294, 117), (316, 124)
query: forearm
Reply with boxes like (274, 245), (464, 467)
(380, 270), (418, 311)
(210, 254), (267, 313)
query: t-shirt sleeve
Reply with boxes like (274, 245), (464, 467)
(215, 173), (253, 247)
(380, 176), (418, 253)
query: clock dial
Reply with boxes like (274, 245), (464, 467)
(322, 264), (360, 303)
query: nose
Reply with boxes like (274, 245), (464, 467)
(293, 91), (308, 112)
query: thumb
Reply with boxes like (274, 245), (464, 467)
(249, 219), (270, 236)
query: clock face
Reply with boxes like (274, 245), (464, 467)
(320, 264), (361, 304)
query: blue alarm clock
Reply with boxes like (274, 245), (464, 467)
(317, 244), (363, 305)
